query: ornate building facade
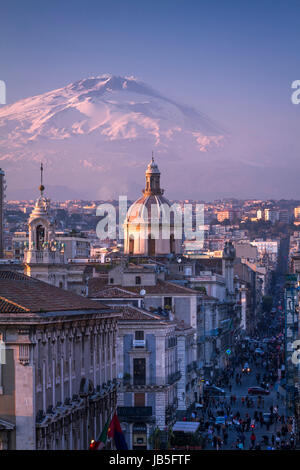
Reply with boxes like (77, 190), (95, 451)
(0, 271), (120, 450)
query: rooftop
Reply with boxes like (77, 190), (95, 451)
(0, 271), (109, 314)
(116, 305), (171, 324)
(89, 278), (199, 297)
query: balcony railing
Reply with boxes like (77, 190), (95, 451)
(123, 372), (181, 389)
(167, 370), (181, 385)
(24, 249), (65, 264)
(117, 406), (155, 423)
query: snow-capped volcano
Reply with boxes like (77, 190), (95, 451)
(0, 75), (226, 200)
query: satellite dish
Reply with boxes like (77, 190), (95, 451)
(140, 289), (146, 296)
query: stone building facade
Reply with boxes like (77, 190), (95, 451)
(115, 306), (180, 450)
(0, 271), (120, 450)
(88, 264), (198, 423)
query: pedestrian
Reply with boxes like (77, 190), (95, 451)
(257, 396), (261, 408)
(290, 434), (295, 449)
(250, 432), (256, 449)
(259, 413), (264, 429)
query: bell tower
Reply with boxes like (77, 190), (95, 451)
(24, 164), (67, 288)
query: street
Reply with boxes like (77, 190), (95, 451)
(220, 365), (286, 450)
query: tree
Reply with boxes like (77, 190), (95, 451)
(148, 427), (162, 449)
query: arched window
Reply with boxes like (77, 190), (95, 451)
(148, 234), (155, 256)
(129, 236), (134, 255)
(36, 225), (45, 250)
(170, 234), (175, 254)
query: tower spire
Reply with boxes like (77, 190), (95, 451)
(39, 163), (45, 196)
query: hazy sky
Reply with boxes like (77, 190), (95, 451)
(1, 0), (300, 199)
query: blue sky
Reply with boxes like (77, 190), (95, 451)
(1, 0), (300, 199)
(2, 0), (299, 113)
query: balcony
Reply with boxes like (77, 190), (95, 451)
(205, 328), (219, 337)
(219, 318), (233, 333)
(117, 406), (155, 423)
(122, 373), (181, 390)
(167, 370), (181, 385)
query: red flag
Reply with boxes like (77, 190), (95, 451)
(108, 413), (122, 437)
(107, 413), (128, 450)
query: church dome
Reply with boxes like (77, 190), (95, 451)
(124, 156), (182, 256)
(126, 194), (173, 224)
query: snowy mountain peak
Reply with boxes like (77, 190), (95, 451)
(0, 74), (226, 199)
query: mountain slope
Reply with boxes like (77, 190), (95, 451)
(0, 75), (226, 199)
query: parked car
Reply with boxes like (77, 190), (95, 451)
(248, 386), (270, 395)
(242, 362), (251, 374)
(204, 385), (226, 396)
(215, 416), (226, 425)
(255, 348), (265, 356)
(195, 402), (204, 409)
(263, 413), (272, 424)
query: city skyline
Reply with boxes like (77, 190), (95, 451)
(1, 0), (300, 453)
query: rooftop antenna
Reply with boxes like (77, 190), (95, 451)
(152, 150), (154, 162)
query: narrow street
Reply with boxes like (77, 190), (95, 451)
(196, 234), (294, 450)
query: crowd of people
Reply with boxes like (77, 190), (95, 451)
(189, 331), (296, 450)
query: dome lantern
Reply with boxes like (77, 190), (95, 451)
(143, 153), (164, 196)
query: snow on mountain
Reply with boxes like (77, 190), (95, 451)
(0, 75), (226, 199)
